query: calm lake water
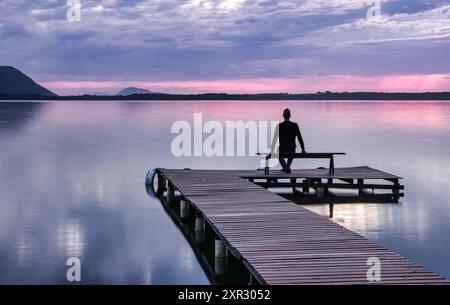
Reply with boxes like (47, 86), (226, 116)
(0, 101), (449, 284)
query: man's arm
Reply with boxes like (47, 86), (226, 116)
(296, 124), (306, 153)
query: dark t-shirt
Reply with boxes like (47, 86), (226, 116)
(278, 121), (305, 152)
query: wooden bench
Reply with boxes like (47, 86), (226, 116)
(260, 152), (346, 175)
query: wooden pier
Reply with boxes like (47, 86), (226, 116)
(152, 167), (448, 285)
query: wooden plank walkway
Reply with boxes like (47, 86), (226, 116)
(156, 167), (448, 285)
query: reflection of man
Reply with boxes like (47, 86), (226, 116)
(273, 108), (306, 174)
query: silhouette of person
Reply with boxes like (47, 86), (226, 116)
(274, 108), (306, 174)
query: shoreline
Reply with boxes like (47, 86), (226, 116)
(1, 92), (450, 101)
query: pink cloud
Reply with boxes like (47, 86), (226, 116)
(41, 74), (450, 95)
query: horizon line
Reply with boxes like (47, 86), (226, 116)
(39, 74), (450, 96)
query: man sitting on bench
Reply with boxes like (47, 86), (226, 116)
(275, 108), (306, 174)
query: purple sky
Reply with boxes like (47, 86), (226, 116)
(0, 0), (449, 95)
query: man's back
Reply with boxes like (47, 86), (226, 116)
(278, 120), (304, 151)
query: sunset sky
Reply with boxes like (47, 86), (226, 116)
(0, 0), (449, 95)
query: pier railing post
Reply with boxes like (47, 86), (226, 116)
(326, 178), (332, 196)
(329, 156), (335, 175)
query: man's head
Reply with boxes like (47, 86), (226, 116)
(283, 108), (291, 120)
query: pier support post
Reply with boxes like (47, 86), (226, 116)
(267, 178), (277, 188)
(214, 238), (228, 275)
(316, 180), (325, 197)
(316, 187), (324, 197)
(358, 179), (364, 196)
(302, 179), (309, 193)
(215, 256), (228, 275)
(167, 182), (175, 204)
(393, 179), (400, 196)
(195, 214), (206, 243)
(290, 178), (296, 193)
(326, 178), (332, 196)
(157, 173), (165, 194)
(215, 238), (228, 258)
(329, 203), (334, 218)
(180, 199), (189, 219)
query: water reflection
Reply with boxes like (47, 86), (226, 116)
(281, 190), (402, 219)
(0, 101), (449, 283)
(57, 218), (85, 258)
(146, 184), (251, 285)
(0, 101), (209, 284)
(0, 102), (42, 132)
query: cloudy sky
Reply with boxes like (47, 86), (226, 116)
(0, 0), (449, 95)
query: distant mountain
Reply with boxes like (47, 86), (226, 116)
(117, 87), (153, 96)
(0, 66), (57, 96)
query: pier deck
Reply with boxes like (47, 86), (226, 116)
(155, 167), (447, 285)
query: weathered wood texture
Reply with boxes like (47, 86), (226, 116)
(157, 167), (447, 285)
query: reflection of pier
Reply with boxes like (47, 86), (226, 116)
(279, 191), (401, 218)
(147, 185), (251, 285)
(147, 167), (448, 285)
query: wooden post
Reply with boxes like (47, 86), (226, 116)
(214, 238), (228, 274)
(167, 181), (175, 204)
(291, 178), (296, 193)
(316, 179), (324, 197)
(195, 214), (205, 243)
(267, 178), (277, 188)
(180, 199), (188, 219)
(215, 238), (228, 258)
(329, 156), (335, 175)
(157, 173), (165, 194)
(302, 179), (309, 193)
(393, 179), (400, 195)
(329, 203), (334, 218)
(358, 179), (364, 196)
(326, 178), (332, 195)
